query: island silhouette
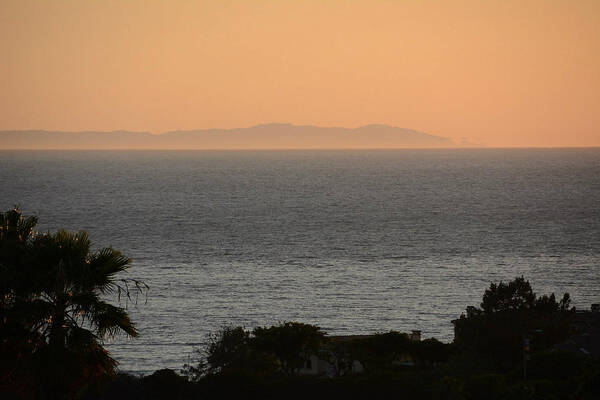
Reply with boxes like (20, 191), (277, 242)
(0, 123), (454, 150)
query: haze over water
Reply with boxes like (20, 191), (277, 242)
(1, 148), (599, 373)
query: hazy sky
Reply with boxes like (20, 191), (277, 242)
(1, 0), (599, 147)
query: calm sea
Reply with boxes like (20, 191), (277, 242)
(1, 149), (599, 374)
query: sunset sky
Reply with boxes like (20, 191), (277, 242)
(1, 0), (599, 147)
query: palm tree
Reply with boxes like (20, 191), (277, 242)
(1, 208), (146, 398)
(30, 230), (144, 392)
(0, 207), (38, 300)
(1, 208), (41, 398)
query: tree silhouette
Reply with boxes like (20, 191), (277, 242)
(453, 276), (573, 370)
(1, 207), (42, 398)
(182, 326), (278, 380)
(347, 331), (411, 371)
(252, 322), (326, 375)
(481, 276), (536, 313)
(0, 208), (146, 398)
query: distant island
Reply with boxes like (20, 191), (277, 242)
(0, 123), (454, 149)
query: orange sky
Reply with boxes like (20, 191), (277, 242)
(1, 0), (599, 147)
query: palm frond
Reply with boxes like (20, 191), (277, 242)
(87, 248), (131, 294)
(91, 301), (139, 339)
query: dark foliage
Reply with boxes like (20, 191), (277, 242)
(252, 322), (327, 374)
(182, 325), (278, 380)
(0, 208), (145, 399)
(453, 276), (574, 370)
(347, 331), (412, 371)
(86, 370), (195, 400)
(183, 322), (325, 380)
(411, 337), (453, 366)
(86, 357), (600, 400)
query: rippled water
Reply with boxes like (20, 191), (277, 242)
(1, 149), (599, 374)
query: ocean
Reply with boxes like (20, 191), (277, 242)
(1, 149), (599, 374)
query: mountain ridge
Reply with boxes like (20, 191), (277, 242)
(0, 123), (455, 149)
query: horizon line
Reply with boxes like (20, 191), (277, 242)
(2, 146), (600, 151)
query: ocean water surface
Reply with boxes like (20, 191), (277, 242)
(1, 149), (599, 373)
